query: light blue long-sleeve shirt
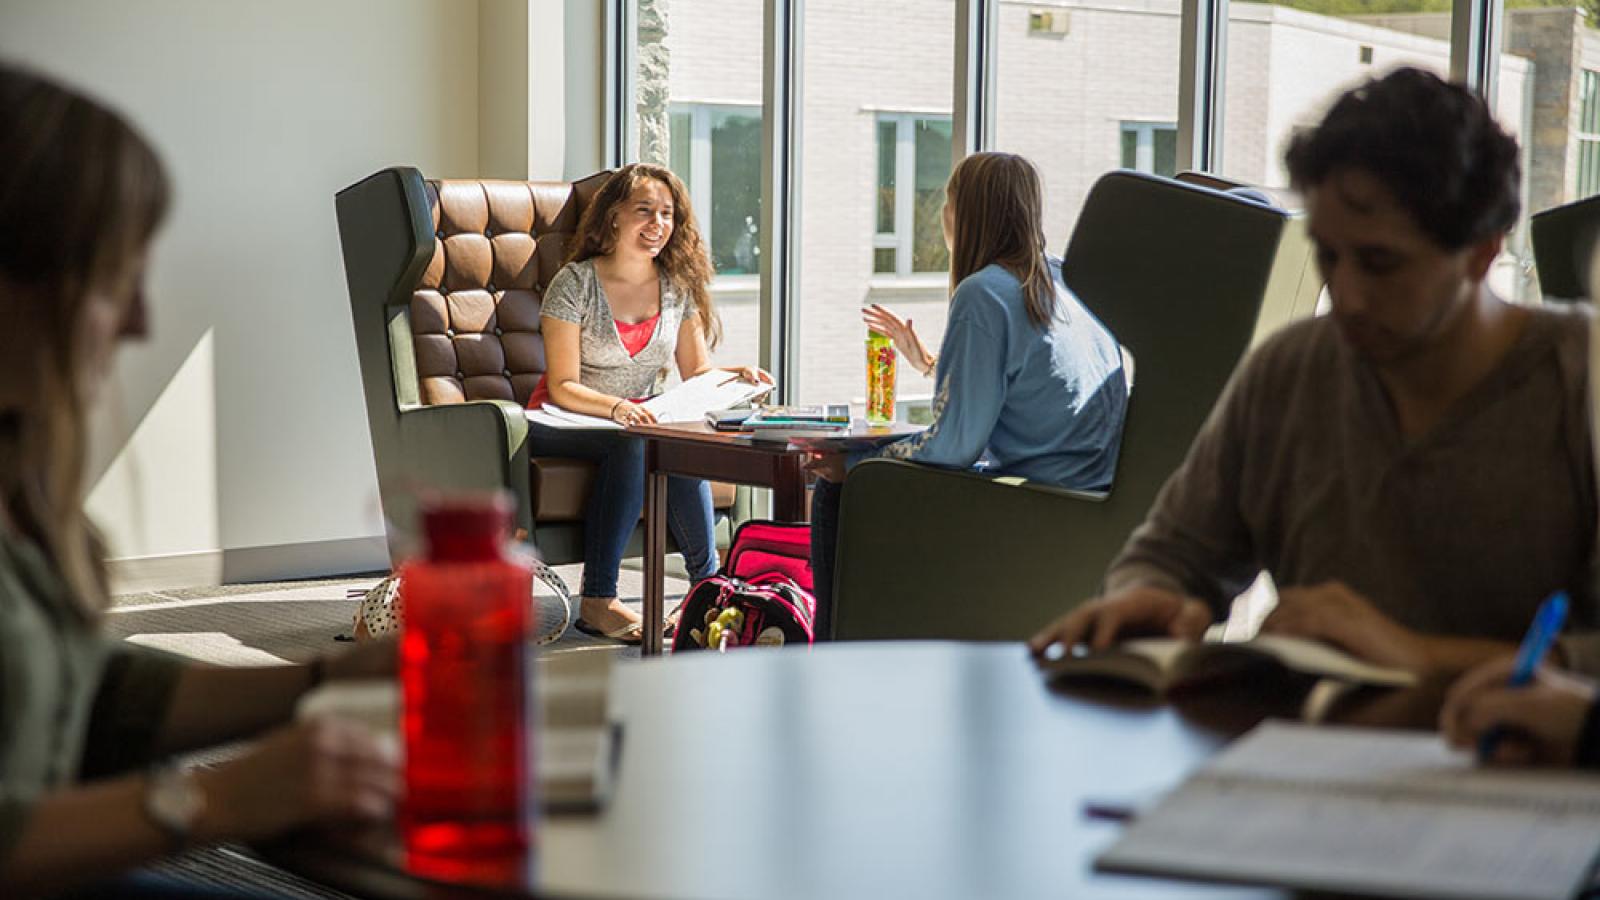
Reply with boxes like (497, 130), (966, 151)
(874, 260), (1128, 490)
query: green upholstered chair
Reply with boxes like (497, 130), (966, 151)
(1531, 192), (1600, 300)
(830, 170), (1308, 641)
(335, 167), (746, 565)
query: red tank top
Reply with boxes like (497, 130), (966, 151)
(526, 313), (661, 410)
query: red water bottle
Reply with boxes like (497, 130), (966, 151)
(399, 494), (535, 883)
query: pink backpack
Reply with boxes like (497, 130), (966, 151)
(671, 520), (815, 652)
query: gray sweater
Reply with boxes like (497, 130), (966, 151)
(1106, 304), (1600, 673)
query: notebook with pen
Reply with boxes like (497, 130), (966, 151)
(1095, 721), (1600, 900)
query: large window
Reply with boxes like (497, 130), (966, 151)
(621, 0), (1542, 398)
(1576, 70), (1600, 200)
(1222, 3), (1537, 299)
(633, 0), (764, 369)
(669, 103), (763, 277)
(873, 113), (953, 276)
(791, 0), (957, 407)
(992, 0), (1182, 255)
(1499, 20), (1600, 299)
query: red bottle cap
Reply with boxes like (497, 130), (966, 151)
(420, 492), (513, 562)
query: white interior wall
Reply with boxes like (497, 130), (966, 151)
(0, 0), (522, 590)
(481, 0), (535, 180)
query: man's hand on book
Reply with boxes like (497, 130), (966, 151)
(1439, 655), (1596, 767)
(1029, 585), (1212, 657)
(1262, 581), (1430, 673)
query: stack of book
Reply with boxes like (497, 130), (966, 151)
(707, 404), (853, 441)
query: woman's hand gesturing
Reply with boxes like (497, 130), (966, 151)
(862, 304), (935, 377)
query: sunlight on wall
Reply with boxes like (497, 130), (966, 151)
(87, 328), (219, 561)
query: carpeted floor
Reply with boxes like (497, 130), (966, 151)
(107, 562), (690, 664)
(104, 562), (690, 899)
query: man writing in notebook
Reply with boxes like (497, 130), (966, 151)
(1030, 67), (1600, 678)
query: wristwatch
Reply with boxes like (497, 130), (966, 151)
(143, 764), (206, 848)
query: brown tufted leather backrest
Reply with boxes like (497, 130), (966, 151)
(411, 173), (611, 406)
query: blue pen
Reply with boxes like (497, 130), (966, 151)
(1477, 590), (1570, 761)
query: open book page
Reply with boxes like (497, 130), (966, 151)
(1045, 635), (1415, 693)
(642, 370), (772, 423)
(1096, 722), (1600, 900)
(1202, 634), (1417, 688)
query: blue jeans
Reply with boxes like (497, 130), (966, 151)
(529, 423), (719, 598)
(809, 477), (842, 640)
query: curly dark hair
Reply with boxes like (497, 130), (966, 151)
(1284, 67), (1520, 251)
(567, 163), (721, 348)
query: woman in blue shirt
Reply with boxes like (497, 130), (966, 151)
(809, 152), (1129, 631)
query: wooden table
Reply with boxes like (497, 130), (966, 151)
(627, 421), (916, 656)
(265, 643), (1371, 899)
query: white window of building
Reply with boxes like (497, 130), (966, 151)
(873, 112), (953, 276)
(667, 102), (763, 279)
(1119, 122), (1179, 178)
(1576, 71), (1600, 199)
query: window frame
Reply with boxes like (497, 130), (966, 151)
(1119, 121), (1180, 178)
(1577, 71), (1600, 200)
(607, 0), (1509, 398)
(873, 111), (954, 279)
(668, 100), (764, 291)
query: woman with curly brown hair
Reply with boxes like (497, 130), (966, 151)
(526, 163), (769, 644)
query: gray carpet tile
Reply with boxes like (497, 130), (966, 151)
(111, 575), (390, 610)
(108, 564), (690, 664)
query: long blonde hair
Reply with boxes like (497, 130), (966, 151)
(0, 64), (171, 617)
(567, 163), (722, 347)
(945, 152), (1057, 329)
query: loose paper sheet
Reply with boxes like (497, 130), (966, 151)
(524, 370), (772, 429)
(1097, 722), (1600, 900)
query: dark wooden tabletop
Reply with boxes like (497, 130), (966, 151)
(260, 642), (1431, 899)
(627, 419), (921, 449)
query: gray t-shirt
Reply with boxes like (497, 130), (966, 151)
(1106, 304), (1600, 673)
(540, 258), (685, 400)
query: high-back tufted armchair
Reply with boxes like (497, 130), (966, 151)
(336, 167), (742, 564)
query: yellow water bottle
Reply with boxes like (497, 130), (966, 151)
(866, 330), (897, 426)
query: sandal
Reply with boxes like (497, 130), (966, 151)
(663, 604), (685, 639)
(573, 617), (644, 646)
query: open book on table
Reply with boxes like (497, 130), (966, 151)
(1095, 721), (1600, 900)
(524, 369), (773, 430)
(297, 650), (618, 813)
(1042, 633), (1417, 694)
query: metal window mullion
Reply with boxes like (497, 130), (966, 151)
(954, 0), (997, 161)
(896, 115), (916, 276)
(1177, 0), (1227, 172)
(760, 0), (803, 402)
(605, 0), (638, 168)
(1450, 0), (1502, 110)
